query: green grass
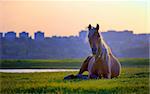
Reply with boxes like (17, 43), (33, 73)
(0, 67), (149, 94)
(0, 58), (149, 94)
(0, 58), (149, 69)
(0, 59), (83, 69)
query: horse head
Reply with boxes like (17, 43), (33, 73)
(88, 24), (101, 55)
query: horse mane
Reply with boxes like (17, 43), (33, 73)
(99, 33), (112, 55)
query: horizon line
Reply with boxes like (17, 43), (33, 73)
(0, 30), (149, 38)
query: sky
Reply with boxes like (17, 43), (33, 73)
(0, 0), (149, 37)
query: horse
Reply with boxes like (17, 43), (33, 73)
(77, 24), (121, 79)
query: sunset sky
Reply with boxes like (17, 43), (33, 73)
(0, 0), (149, 37)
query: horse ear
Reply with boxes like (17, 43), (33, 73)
(96, 24), (99, 31)
(88, 24), (91, 30)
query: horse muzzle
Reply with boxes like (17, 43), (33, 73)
(92, 47), (97, 55)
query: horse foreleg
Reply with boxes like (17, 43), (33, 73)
(78, 56), (92, 75)
(78, 66), (87, 75)
(103, 73), (111, 79)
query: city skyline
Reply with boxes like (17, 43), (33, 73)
(0, 0), (149, 37)
(1, 29), (148, 59)
(1, 29), (149, 40)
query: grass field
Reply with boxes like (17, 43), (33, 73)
(0, 58), (149, 94)
(0, 58), (149, 69)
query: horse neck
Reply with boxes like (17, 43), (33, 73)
(99, 35), (113, 55)
(98, 36), (106, 50)
(97, 35), (110, 58)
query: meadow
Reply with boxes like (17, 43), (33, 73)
(0, 58), (149, 94)
(0, 58), (149, 69)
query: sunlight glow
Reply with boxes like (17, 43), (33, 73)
(0, 0), (148, 36)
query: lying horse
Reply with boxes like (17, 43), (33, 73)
(78, 24), (121, 79)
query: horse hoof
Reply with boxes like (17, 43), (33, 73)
(64, 74), (75, 80)
(90, 74), (98, 79)
(76, 74), (88, 80)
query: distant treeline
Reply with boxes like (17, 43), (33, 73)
(0, 31), (149, 59)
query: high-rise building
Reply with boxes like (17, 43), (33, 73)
(4, 31), (16, 40)
(19, 32), (29, 39)
(79, 30), (88, 41)
(0, 32), (3, 38)
(34, 31), (44, 40)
